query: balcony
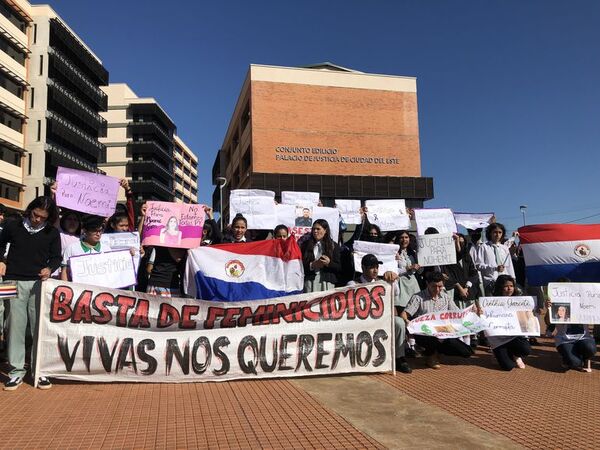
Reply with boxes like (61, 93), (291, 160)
(47, 78), (107, 132)
(48, 48), (108, 110)
(127, 159), (172, 183)
(128, 120), (173, 148)
(0, 122), (23, 149)
(0, 85), (25, 118)
(128, 140), (172, 164)
(0, 52), (26, 85)
(45, 142), (100, 173)
(49, 18), (108, 85)
(0, 14), (27, 52)
(46, 110), (103, 160)
(129, 179), (174, 201)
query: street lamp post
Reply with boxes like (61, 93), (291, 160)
(216, 177), (228, 231)
(519, 205), (528, 227)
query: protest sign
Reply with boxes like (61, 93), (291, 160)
(275, 204), (339, 242)
(548, 283), (600, 324)
(281, 191), (320, 206)
(453, 212), (494, 230)
(142, 202), (205, 249)
(69, 250), (136, 289)
(35, 279), (394, 384)
(414, 208), (457, 235)
(407, 307), (486, 339)
(56, 167), (120, 217)
(417, 233), (457, 267)
(335, 199), (362, 224)
(229, 189), (277, 229)
(365, 199), (410, 231)
(101, 232), (141, 272)
(353, 241), (400, 276)
(479, 296), (540, 336)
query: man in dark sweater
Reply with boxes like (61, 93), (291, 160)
(0, 196), (61, 391)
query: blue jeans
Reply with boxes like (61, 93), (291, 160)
(557, 339), (596, 369)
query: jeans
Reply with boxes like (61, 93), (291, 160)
(394, 317), (406, 358)
(492, 337), (531, 371)
(414, 335), (473, 358)
(557, 339), (596, 369)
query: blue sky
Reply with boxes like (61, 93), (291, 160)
(46, 0), (600, 231)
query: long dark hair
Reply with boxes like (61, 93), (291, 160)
(386, 230), (416, 257)
(302, 219), (335, 258)
(493, 274), (516, 296)
(59, 210), (81, 235)
(24, 196), (59, 226)
(486, 223), (506, 242)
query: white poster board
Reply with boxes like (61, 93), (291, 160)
(336, 199), (362, 225)
(275, 204), (339, 242)
(229, 189), (277, 229)
(479, 296), (540, 336)
(414, 208), (457, 235)
(453, 212), (494, 230)
(548, 283), (600, 324)
(69, 250), (136, 289)
(408, 308), (487, 339)
(417, 233), (457, 267)
(353, 241), (400, 276)
(365, 199), (410, 231)
(281, 191), (320, 206)
(101, 232), (141, 273)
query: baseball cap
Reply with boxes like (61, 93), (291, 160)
(361, 254), (382, 268)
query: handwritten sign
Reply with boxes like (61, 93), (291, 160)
(365, 199), (410, 231)
(548, 283), (600, 324)
(408, 308), (487, 339)
(353, 241), (400, 276)
(69, 250), (136, 288)
(479, 296), (540, 336)
(142, 201), (205, 249)
(101, 232), (141, 272)
(275, 204), (339, 243)
(229, 189), (277, 229)
(453, 212), (494, 230)
(281, 191), (320, 206)
(56, 167), (120, 217)
(417, 233), (456, 267)
(414, 208), (457, 235)
(335, 199), (361, 224)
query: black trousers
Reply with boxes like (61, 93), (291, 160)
(492, 337), (531, 371)
(557, 339), (596, 369)
(414, 335), (473, 358)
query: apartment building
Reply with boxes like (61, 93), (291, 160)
(174, 134), (197, 204)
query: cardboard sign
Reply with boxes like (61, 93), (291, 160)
(414, 208), (457, 235)
(548, 283), (600, 324)
(335, 199), (362, 225)
(69, 250), (136, 288)
(142, 202), (205, 249)
(229, 189), (277, 229)
(408, 307), (487, 339)
(281, 191), (320, 206)
(35, 280), (394, 384)
(353, 241), (400, 276)
(275, 204), (340, 242)
(365, 199), (410, 231)
(417, 233), (457, 267)
(453, 212), (494, 230)
(479, 296), (540, 336)
(56, 167), (120, 217)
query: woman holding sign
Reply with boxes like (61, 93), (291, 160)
(301, 219), (341, 293)
(391, 230), (422, 307)
(485, 275), (531, 371)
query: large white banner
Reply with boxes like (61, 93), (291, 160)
(453, 212), (494, 230)
(479, 296), (540, 336)
(407, 307), (487, 339)
(414, 208), (457, 235)
(69, 250), (136, 288)
(548, 283), (600, 324)
(275, 204), (339, 242)
(353, 241), (400, 276)
(35, 280), (394, 384)
(417, 233), (457, 267)
(281, 191), (320, 206)
(229, 189), (277, 229)
(335, 199), (362, 225)
(365, 199), (410, 231)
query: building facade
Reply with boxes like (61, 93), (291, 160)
(212, 63), (434, 224)
(99, 83), (175, 203)
(174, 134), (198, 203)
(24, 4), (108, 205)
(0, 0), (30, 210)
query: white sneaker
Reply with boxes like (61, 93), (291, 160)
(37, 377), (52, 390)
(3, 377), (23, 391)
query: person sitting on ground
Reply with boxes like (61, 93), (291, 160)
(401, 271), (477, 369)
(348, 253), (412, 374)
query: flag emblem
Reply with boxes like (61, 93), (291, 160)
(225, 260), (245, 278)
(575, 244), (591, 258)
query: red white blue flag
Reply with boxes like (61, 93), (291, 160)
(519, 224), (600, 286)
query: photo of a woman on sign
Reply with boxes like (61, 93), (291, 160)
(552, 304), (570, 322)
(160, 216), (182, 245)
(295, 207), (313, 227)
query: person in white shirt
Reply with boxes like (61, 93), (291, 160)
(61, 215), (111, 281)
(479, 223), (515, 294)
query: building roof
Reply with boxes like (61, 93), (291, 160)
(301, 62), (363, 73)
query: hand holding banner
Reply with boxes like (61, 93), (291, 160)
(365, 199), (410, 231)
(414, 208), (457, 235)
(417, 233), (457, 267)
(229, 189), (277, 229)
(56, 167), (120, 217)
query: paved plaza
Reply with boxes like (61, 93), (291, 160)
(1, 337), (598, 449)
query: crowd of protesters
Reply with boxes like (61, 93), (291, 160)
(0, 187), (597, 391)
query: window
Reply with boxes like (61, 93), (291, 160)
(35, 186), (39, 197)
(0, 72), (24, 98)
(39, 55), (43, 76)
(0, 110), (23, 132)
(0, 35), (26, 66)
(0, 145), (22, 167)
(30, 87), (34, 108)
(36, 120), (41, 141)
(0, 2), (27, 32)
(33, 24), (37, 43)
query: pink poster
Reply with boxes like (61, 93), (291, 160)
(56, 167), (120, 217)
(142, 202), (205, 249)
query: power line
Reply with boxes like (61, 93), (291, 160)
(564, 212), (600, 224)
